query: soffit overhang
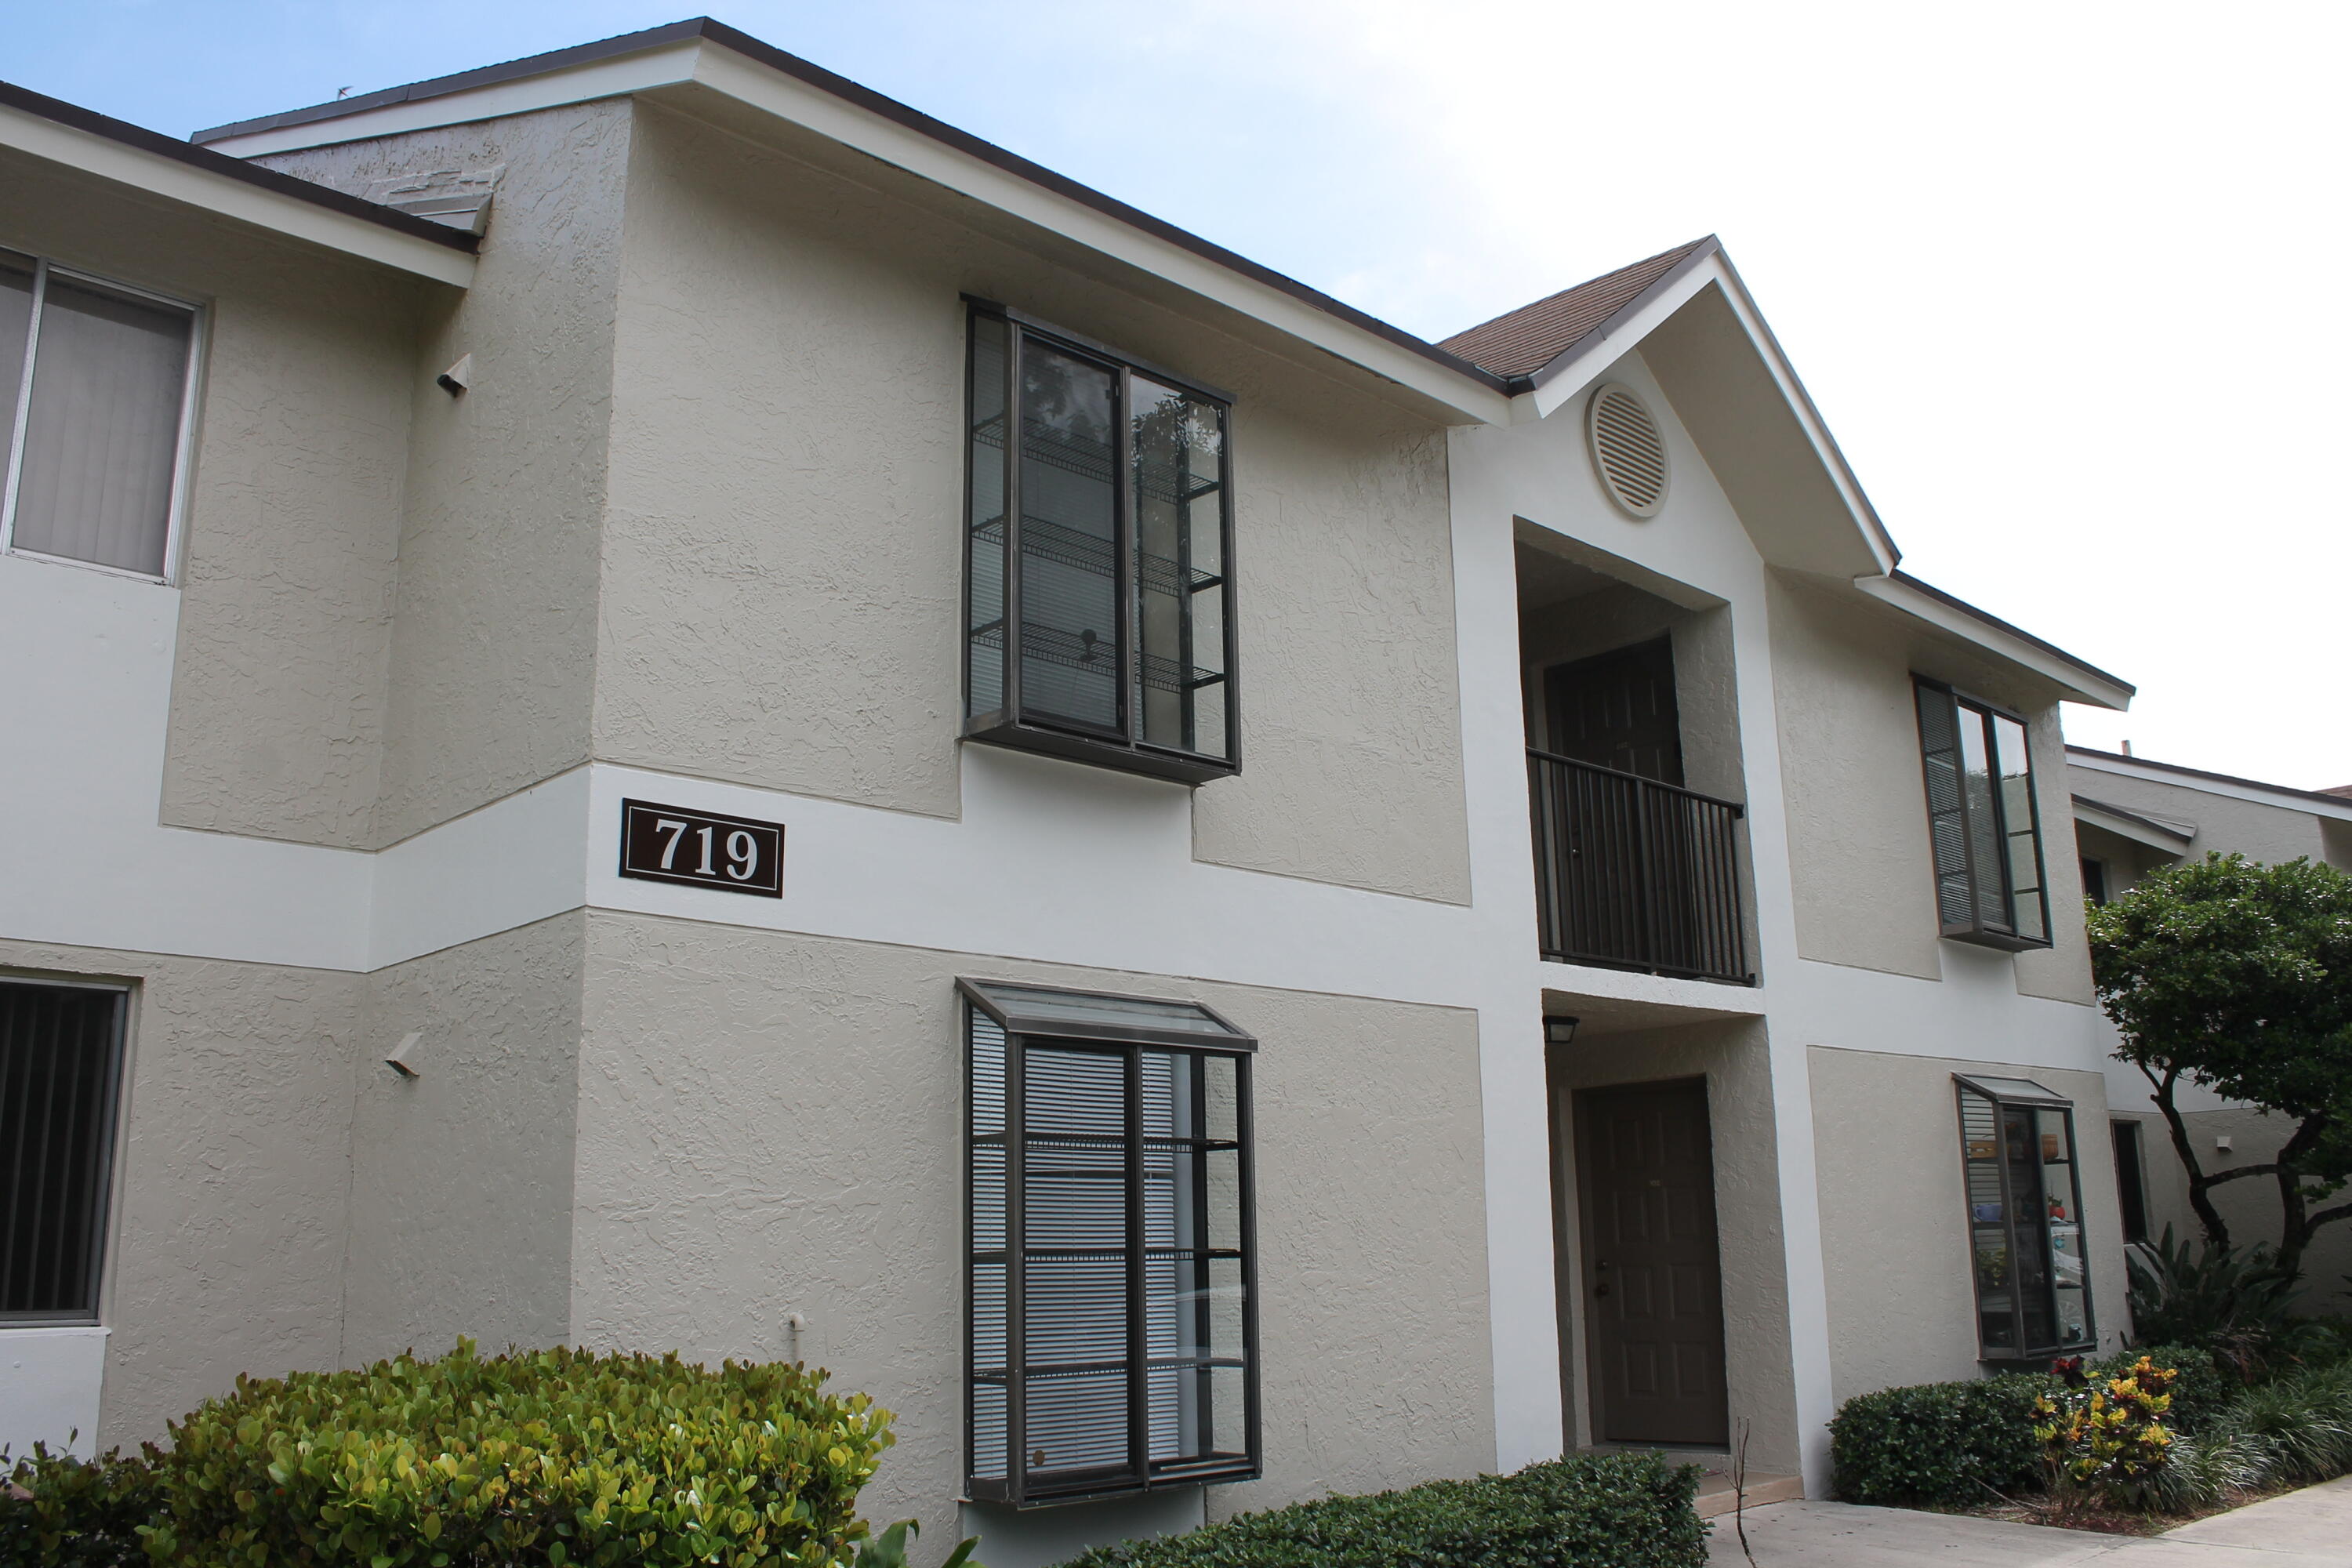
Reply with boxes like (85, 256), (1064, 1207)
(192, 22), (1512, 425)
(0, 85), (477, 287)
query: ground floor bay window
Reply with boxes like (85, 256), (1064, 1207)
(1956, 1075), (2093, 1359)
(964, 978), (1259, 1505)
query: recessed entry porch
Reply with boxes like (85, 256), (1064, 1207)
(1516, 524), (1759, 989)
(1541, 1004), (1802, 1486)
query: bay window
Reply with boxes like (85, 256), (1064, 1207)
(1915, 678), (2050, 949)
(1956, 1074), (2094, 1359)
(963, 978), (1258, 1504)
(963, 302), (1238, 785)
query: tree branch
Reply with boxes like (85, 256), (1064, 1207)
(2205, 1163), (2284, 1186)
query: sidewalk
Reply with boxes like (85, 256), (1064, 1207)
(1704, 1474), (2352, 1566)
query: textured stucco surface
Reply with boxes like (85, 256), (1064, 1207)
(1765, 572), (2095, 1004)
(1809, 1047), (2132, 1403)
(2063, 764), (2343, 873)
(343, 913), (586, 1363)
(594, 105), (1470, 902)
(0, 149), (423, 851)
(571, 912), (1494, 1544)
(258, 103), (631, 845)
(1550, 1021), (1800, 1476)
(0, 938), (361, 1446)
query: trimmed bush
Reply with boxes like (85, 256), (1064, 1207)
(2, 1341), (894, 1568)
(1829, 1373), (2056, 1508)
(1053, 1451), (1705, 1568)
(0, 1443), (157, 1568)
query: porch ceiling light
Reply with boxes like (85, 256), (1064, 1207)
(1544, 1015), (1581, 1047)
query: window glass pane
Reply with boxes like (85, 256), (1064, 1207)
(1992, 714), (2045, 940)
(2, 983), (123, 1319)
(1132, 379), (1229, 760)
(1018, 341), (1121, 734)
(1025, 1369), (1128, 1478)
(1141, 1048), (1247, 1471)
(1957, 705), (2009, 931)
(13, 277), (191, 576)
(2002, 1105), (2058, 1350)
(967, 314), (1010, 718)
(1915, 684), (1974, 929)
(2036, 1107), (2091, 1346)
(1959, 1087), (2015, 1352)
(2113, 1120), (2149, 1244)
(0, 255), (34, 492)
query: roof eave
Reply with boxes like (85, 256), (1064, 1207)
(191, 19), (1511, 423)
(1856, 571), (2135, 710)
(0, 82), (477, 286)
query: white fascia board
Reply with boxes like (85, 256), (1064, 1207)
(2073, 799), (2194, 854)
(1523, 252), (1899, 576)
(1, 104), (474, 288)
(203, 40), (1510, 425)
(2068, 750), (2352, 823)
(1853, 572), (2136, 710)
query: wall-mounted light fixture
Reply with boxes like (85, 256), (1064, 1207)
(1544, 1015), (1581, 1047)
(437, 354), (474, 396)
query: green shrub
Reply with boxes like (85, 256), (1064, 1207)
(1829, 1373), (2056, 1508)
(0, 1443), (158, 1568)
(1052, 1452), (1704, 1568)
(2, 1341), (895, 1568)
(2127, 1229), (2314, 1381)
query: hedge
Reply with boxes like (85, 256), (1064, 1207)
(1, 1341), (894, 1568)
(1053, 1451), (1706, 1568)
(1828, 1345), (2231, 1509)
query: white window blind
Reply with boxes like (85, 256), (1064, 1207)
(1, 251), (196, 579)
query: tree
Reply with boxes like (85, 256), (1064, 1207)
(2087, 853), (2352, 1273)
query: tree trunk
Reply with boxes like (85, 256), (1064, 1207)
(2274, 1113), (2333, 1275)
(2151, 1067), (2232, 1249)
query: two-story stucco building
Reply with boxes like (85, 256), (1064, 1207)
(2, 20), (2151, 1564)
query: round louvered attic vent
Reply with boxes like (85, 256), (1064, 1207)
(1587, 383), (1668, 518)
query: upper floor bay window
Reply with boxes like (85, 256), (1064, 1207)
(964, 303), (1239, 786)
(963, 978), (1259, 1504)
(1956, 1075), (2094, 1359)
(1914, 677), (2050, 950)
(2, 981), (129, 1324)
(0, 251), (201, 582)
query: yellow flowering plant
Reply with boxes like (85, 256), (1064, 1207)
(2031, 1355), (2179, 1512)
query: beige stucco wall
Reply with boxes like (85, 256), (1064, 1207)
(0, 147), (424, 852)
(0, 938), (361, 1446)
(1548, 1019), (1801, 1476)
(342, 913), (586, 1363)
(258, 102), (633, 844)
(596, 104), (1470, 902)
(570, 910), (1494, 1544)
(2065, 764), (2341, 873)
(2118, 1108), (2352, 1318)
(1809, 1047), (2132, 1404)
(1766, 572), (2094, 1004)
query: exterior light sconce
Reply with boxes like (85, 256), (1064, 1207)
(1544, 1015), (1581, 1047)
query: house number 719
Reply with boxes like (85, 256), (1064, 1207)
(619, 799), (785, 898)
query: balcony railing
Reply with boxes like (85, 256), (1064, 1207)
(1527, 749), (1751, 983)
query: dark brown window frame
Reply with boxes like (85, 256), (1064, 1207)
(2, 978), (129, 1326)
(962, 978), (1261, 1508)
(961, 299), (1241, 788)
(1913, 677), (2053, 952)
(1955, 1075), (2096, 1361)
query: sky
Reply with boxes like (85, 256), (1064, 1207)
(10, 0), (2347, 790)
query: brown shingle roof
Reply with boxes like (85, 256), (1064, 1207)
(1439, 238), (1715, 381)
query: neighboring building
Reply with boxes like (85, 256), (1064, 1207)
(2071, 748), (2352, 1313)
(2, 20), (2151, 1562)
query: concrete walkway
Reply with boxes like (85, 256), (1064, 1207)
(1704, 1474), (2352, 1566)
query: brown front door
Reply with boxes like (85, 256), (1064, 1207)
(1577, 1080), (1730, 1446)
(1544, 637), (1684, 785)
